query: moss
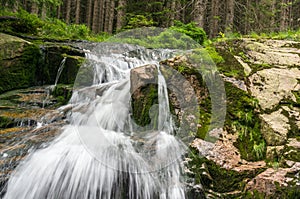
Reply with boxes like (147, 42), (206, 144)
(292, 91), (300, 105)
(214, 40), (246, 79)
(260, 182), (300, 199)
(73, 63), (94, 87)
(131, 84), (159, 127)
(0, 41), (41, 93)
(188, 147), (263, 194)
(225, 82), (266, 161)
(41, 44), (85, 85)
(0, 116), (14, 128)
(51, 84), (73, 105)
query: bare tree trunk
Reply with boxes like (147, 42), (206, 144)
(98, 0), (105, 32)
(116, 0), (126, 31)
(225, 0), (234, 32)
(209, 0), (220, 38)
(270, 0), (276, 31)
(57, 5), (61, 19)
(41, 2), (47, 19)
(107, 0), (115, 33)
(280, 0), (288, 31)
(174, 0), (182, 21)
(65, 0), (72, 24)
(244, 0), (250, 34)
(287, 0), (293, 29)
(169, 0), (176, 26)
(92, 0), (99, 32)
(193, 0), (207, 28)
(75, 0), (81, 24)
(104, 0), (110, 32)
(86, 0), (92, 28)
(31, 2), (39, 15)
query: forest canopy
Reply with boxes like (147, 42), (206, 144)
(1, 0), (300, 39)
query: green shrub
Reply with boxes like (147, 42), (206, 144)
(0, 9), (107, 41)
(170, 21), (207, 45)
(110, 27), (200, 49)
(124, 14), (155, 29)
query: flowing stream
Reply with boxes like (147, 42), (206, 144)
(3, 43), (188, 199)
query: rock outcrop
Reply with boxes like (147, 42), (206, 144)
(0, 33), (85, 94)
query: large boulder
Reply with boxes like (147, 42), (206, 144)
(0, 33), (41, 93)
(0, 33), (85, 94)
(249, 68), (300, 111)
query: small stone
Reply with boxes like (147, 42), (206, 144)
(285, 160), (295, 167)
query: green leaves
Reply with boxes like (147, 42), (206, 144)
(170, 21), (207, 45)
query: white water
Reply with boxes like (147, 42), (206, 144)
(4, 43), (187, 199)
(54, 57), (67, 87)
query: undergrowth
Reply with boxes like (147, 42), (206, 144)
(0, 9), (109, 41)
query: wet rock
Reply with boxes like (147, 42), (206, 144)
(0, 86), (70, 193)
(130, 64), (158, 94)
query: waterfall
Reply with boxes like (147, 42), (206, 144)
(54, 57), (67, 87)
(3, 43), (187, 199)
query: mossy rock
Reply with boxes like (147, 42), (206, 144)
(51, 84), (73, 106)
(214, 40), (247, 79)
(0, 116), (14, 128)
(188, 147), (264, 196)
(39, 44), (85, 85)
(0, 33), (41, 93)
(224, 82), (266, 161)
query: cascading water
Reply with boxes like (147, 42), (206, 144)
(54, 57), (67, 87)
(3, 43), (188, 199)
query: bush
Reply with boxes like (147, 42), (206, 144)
(0, 9), (107, 41)
(170, 21), (207, 45)
(124, 14), (155, 29)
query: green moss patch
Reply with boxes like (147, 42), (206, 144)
(0, 42), (41, 93)
(225, 82), (266, 161)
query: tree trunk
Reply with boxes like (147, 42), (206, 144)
(57, 5), (61, 19)
(270, 0), (276, 31)
(169, 0), (176, 26)
(107, 0), (115, 33)
(75, 0), (81, 24)
(209, 0), (220, 38)
(116, 0), (126, 31)
(225, 0), (234, 32)
(193, 0), (207, 28)
(86, 0), (92, 28)
(31, 2), (39, 15)
(98, 0), (105, 32)
(65, 0), (72, 24)
(92, 0), (99, 33)
(174, 0), (182, 21)
(104, 0), (110, 33)
(244, 0), (250, 34)
(280, 0), (288, 31)
(41, 2), (47, 19)
(108, 0), (115, 33)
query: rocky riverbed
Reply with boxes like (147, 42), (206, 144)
(0, 33), (299, 198)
